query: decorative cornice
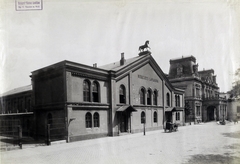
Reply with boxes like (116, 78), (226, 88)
(71, 72), (108, 81)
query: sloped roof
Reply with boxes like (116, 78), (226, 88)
(99, 55), (146, 71)
(1, 85), (32, 97)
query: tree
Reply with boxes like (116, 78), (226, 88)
(230, 68), (240, 98)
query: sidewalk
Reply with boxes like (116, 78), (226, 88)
(1, 122), (240, 164)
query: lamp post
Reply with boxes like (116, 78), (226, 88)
(143, 116), (146, 135)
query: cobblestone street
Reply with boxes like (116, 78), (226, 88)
(1, 122), (240, 164)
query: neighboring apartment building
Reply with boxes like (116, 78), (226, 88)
(168, 56), (227, 123)
(31, 51), (185, 142)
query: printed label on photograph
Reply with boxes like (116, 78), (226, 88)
(16, 0), (42, 11)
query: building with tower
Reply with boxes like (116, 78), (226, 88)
(168, 56), (228, 123)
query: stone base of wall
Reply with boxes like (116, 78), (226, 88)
(69, 133), (108, 142)
(131, 126), (163, 133)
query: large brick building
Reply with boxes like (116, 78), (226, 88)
(168, 56), (228, 123)
(31, 51), (185, 141)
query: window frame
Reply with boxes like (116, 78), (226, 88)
(153, 111), (157, 123)
(147, 89), (152, 105)
(83, 80), (91, 102)
(166, 93), (170, 106)
(92, 81), (100, 102)
(176, 112), (180, 121)
(140, 87), (146, 105)
(141, 111), (146, 124)
(85, 112), (92, 128)
(119, 85), (126, 104)
(153, 90), (157, 106)
(93, 112), (100, 127)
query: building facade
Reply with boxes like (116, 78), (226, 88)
(225, 96), (240, 122)
(168, 56), (227, 123)
(31, 51), (185, 142)
(0, 85), (34, 136)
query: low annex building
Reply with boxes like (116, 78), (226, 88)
(31, 51), (185, 142)
(0, 85), (33, 136)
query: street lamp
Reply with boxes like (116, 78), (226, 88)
(143, 116), (146, 135)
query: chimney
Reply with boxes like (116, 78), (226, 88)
(120, 52), (126, 66)
(213, 75), (216, 83)
(93, 63), (97, 68)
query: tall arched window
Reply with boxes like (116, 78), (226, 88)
(119, 85), (126, 104)
(166, 93), (170, 106)
(153, 90), (157, 105)
(154, 111), (157, 123)
(140, 87), (145, 105)
(141, 111), (146, 124)
(147, 89), (152, 105)
(92, 81), (99, 102)
(85, 112), (92, 128)
(93, 112), (100, 127)
(83, 80), (90, 102)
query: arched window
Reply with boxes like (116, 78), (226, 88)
(92, 81), (99, 102)
(85, 112), (92, 128)
(93, 112), (100, 127)
(166, 93), (170, 106)
(147, 89), (152, 105)
(119, 85), (126, 104)
(47, 113), (53, 126)
(154, 111), (157, 123)
(83, 80), (90, 102)
(140, 88), (145, 105)
(141, 111), (145, 124)
(153, 90), (157, 105)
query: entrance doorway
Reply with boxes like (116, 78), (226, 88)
(165, 112), (172, 122)
(207, 106), (215, 121)
(120, 112), (128, 132)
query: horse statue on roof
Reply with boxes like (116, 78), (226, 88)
(139, 40), (150, 52)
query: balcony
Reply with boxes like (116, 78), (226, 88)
(202, 95), (227, 101)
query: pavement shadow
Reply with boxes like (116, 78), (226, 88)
(222, 131), (240, 139)
(183, 154), (240, 164)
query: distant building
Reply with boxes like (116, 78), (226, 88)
(0, 85), (34, 136)
(168, 56), (227, 123)
(227, 97), (240, 121)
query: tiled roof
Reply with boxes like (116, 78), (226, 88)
(99, 55), (146, 71)
(1, 85), (32, 97)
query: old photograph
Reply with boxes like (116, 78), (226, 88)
(1, 0), (240, 163)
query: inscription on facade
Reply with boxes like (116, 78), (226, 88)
(138, 75), (159, 83)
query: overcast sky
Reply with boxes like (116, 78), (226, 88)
(1, 0), (240, 94)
